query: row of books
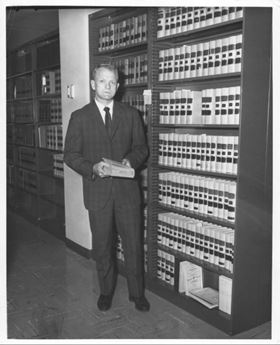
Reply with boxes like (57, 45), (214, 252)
(158, 172), (237, 223)
(7, 125), (14, 143)
(8, 75), (33, 100)
(157, 249), (175, 286)
(39, 98), (62, 123)
(114, 54), (148, 85)
(7, 101), (33, 123)
(159, 86), (240, 125)
(98, 13), (147, 51)
(14, 101), (33, 123)
(8, 48), (32, 76)
(7, 164), (15, 185)
(158, 133), (239, 175)
(37, 38), (60, 70)
(7, 103), (13, 122)
(7, 145), (14, 163)
(179, 260), (232, 313)
(18, 147), (36, 170)
(116, 234), (125, 262)
(14, 124), (35, 147)
(38, 125), (63, 151)
(116, 219), (148, 272)
(122, 94), (148, 126)
(159, 34), (242, 81)
(53, 153), (64, 178)
(40, 69), (61, 95)
(158, 212), (234, 272)
(157, 7), (243, 38)
(144, 243), (148, 273)
(17, 167), (37, 193)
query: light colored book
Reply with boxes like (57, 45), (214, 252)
(102, 158), (135, 178)
(178, 261), (203, 294)
(219, 275), (232, 314)
(188, 287), (219, 309)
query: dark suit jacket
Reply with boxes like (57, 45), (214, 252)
(64, 101), (148, 210)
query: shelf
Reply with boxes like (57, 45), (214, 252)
(157, 243), (233, 278)
(120, 82), (148, 89)
(155, 164), (238, 180)
(155, 73), (241, 87)
(37, 121), (62, 126)
(146, 277), (232, 334)
(15, 163), (36, 172)
(96, 42), (148, 57)
(37, 147), (63, 153)
(7, 96), (33, 102)
(14, 120), (34, 125)
(7, 30), (65, 242)
(14, 143), (35, 149)
(154, 124), (239, 130)
(6, 70), (33, 79)
(87, 7), (272, 336)
(14, 184), (38, 197)
(157, 18), (243, 45)
(39, 169), (64, 182)
(36, 63), (60, 73)
(36, 92), (61, 99)
(40, 193), (64, 208)
(157, 203), (235, 229)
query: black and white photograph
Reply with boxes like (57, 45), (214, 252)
(1, 0), (280, 343)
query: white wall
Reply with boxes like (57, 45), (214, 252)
(59, 9), (99, 250)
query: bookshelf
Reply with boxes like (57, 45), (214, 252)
(7, 31), (65, 240)
(89, 6), (272, 335)
(89, 7), (150, 273)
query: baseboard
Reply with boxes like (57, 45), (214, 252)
(65, 238), (92, 259)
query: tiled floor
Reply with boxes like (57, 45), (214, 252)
(6, 209), (272, 340)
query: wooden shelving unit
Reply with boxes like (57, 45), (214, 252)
(7, 31), (65, 240)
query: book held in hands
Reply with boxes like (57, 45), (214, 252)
(102, 158), (135, 178)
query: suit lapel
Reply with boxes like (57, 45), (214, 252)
(111, 102), (122, 139)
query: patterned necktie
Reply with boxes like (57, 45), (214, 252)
(104, 106), (112, 136)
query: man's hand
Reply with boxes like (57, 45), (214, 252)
(93, 161), (111, 178)
(122, 159), (131, 168)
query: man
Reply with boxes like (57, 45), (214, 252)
(64, 64), (150, 312)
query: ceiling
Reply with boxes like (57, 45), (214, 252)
(6, 7), (59, 51)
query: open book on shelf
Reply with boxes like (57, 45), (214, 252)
(178, 260), (219, 309)
(188, 287), (219, 309)
(102, 158), (135, 178)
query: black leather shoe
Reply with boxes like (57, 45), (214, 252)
(97, 294), (112, 311)
(129, 296), (150, 311)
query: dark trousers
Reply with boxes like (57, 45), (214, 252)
(88, 185), (144, 298)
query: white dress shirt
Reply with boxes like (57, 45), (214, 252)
(94, 99), (113, 124)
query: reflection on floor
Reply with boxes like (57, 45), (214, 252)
(6, 210), (271, 340)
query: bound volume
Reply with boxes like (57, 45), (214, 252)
(102, 158), (135, 178)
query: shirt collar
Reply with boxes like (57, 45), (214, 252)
(94, 98), (114, 115)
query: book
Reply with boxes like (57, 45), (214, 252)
(188, 287), (219, 309)
(219, 275), (232, 314)
(178, 261), (203, 294)
(102, 158), (135, 178)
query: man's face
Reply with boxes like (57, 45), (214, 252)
(91, 67), (119, 103)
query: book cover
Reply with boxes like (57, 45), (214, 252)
(189, 287), (219, 309)
(178, 260), (203, 294)
(102, 158), (135, 178)
(219, 275), (232, 314)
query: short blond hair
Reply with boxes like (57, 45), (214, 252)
(91, 64), (119, 81)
